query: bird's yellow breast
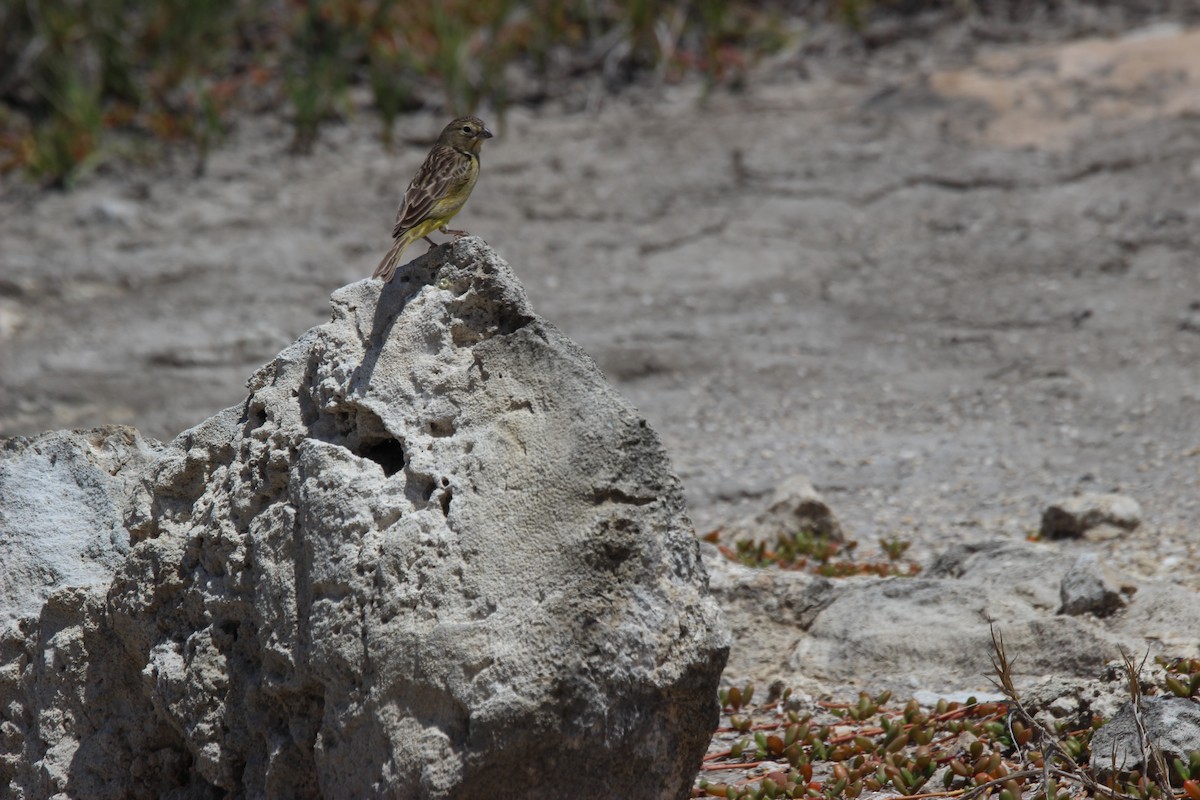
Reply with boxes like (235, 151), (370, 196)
(427, 155), (479, 223)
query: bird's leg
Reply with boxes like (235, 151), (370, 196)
(440, 226), (469, 239)
(423, 235), (439, 251)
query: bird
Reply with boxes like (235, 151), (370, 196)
(373, 115), (494, 283)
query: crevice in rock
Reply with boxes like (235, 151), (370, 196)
(353, 438), (405, 477)
(590, 487), (655, 506)
(301, 387), (409, 479)
(239, 398), (268, 430)
(401, 472), (438, 510)
(218, 620), (240, 644)
(297, 363), (321, 433)
(429, 417), (456, 438)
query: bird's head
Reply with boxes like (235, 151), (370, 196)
(440, 116), (493, 154)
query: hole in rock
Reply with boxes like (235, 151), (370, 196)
(429, 418), (457, 437)
(355, 438), (405, 477)
(240, 400), (267, 429)
(439, 488), (453, 517)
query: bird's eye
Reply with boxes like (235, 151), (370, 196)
(462, 125), (473, 134)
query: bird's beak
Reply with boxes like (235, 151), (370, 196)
(481, 127), (494, 139)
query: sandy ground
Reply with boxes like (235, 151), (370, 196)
(2, 14), (1198, 583)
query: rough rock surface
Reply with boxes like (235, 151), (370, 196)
(1090, 697), (1200, 776)
(1059, 553), (1127, 617)
(0, 427), (161, 632)
(1010, 674), (1131, 733)
(709, 532), (1200, 695)
(0, 239), (729, 799)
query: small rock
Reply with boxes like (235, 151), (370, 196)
(1180, 301), (1200, 334)
(912, 690), (1006, 707)
(0, 302), (23, 342)
(766, 679), (789, 703)
(1090, 696), (1200, 776)
(1059, 553), (1127, 617)
(1041, 492), (1141, 539)
(1048, 693), (1084, 721)
(1083, 523), (1127, 542)
(75, 195), (139, 227)
(929, 540), (1069, 611)
(1021, 674), (1133, 734)
(725, 474), (844, 545)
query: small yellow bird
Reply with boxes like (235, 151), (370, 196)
(373, 115), (494, 283)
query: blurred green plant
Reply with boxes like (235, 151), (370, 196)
(286, 0), (355, 152)
(1, 0), (258, 184)
(704, 527), (922, 578)
(1158, 656), (1200, 699)
(1, 0), (971, 185)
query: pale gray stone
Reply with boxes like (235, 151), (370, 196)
(722, 474), (844, 546)
(1020, 674), (1141, 735)
(1091, 696), (1200, 777)
(1059, 553), (1127, 617)
(929, 540), (1073, 611)
(788, 576), (1121, 685)
(1042, 493), (1142, 539)
(710, 535), (1200, 696)
(911, 690), (1006, 707)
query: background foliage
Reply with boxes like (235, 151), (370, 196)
(0, 0), (1093, 185)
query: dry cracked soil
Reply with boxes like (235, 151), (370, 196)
(2, 10), (1199, 595)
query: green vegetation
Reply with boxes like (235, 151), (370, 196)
(700, 686), (1039, 800)
(0, 0), (1001, 186)
(1159, 657), (1200, 699)
(705, 528), (922, 578)
(697, 636), (1200, 800)
(0, 0), (800, 185)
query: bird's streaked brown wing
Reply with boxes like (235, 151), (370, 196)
(391, 145), (473, 238)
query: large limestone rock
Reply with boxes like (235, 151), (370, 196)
(1, 239), (729, 799)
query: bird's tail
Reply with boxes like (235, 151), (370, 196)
(373, 233), (413, 283)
